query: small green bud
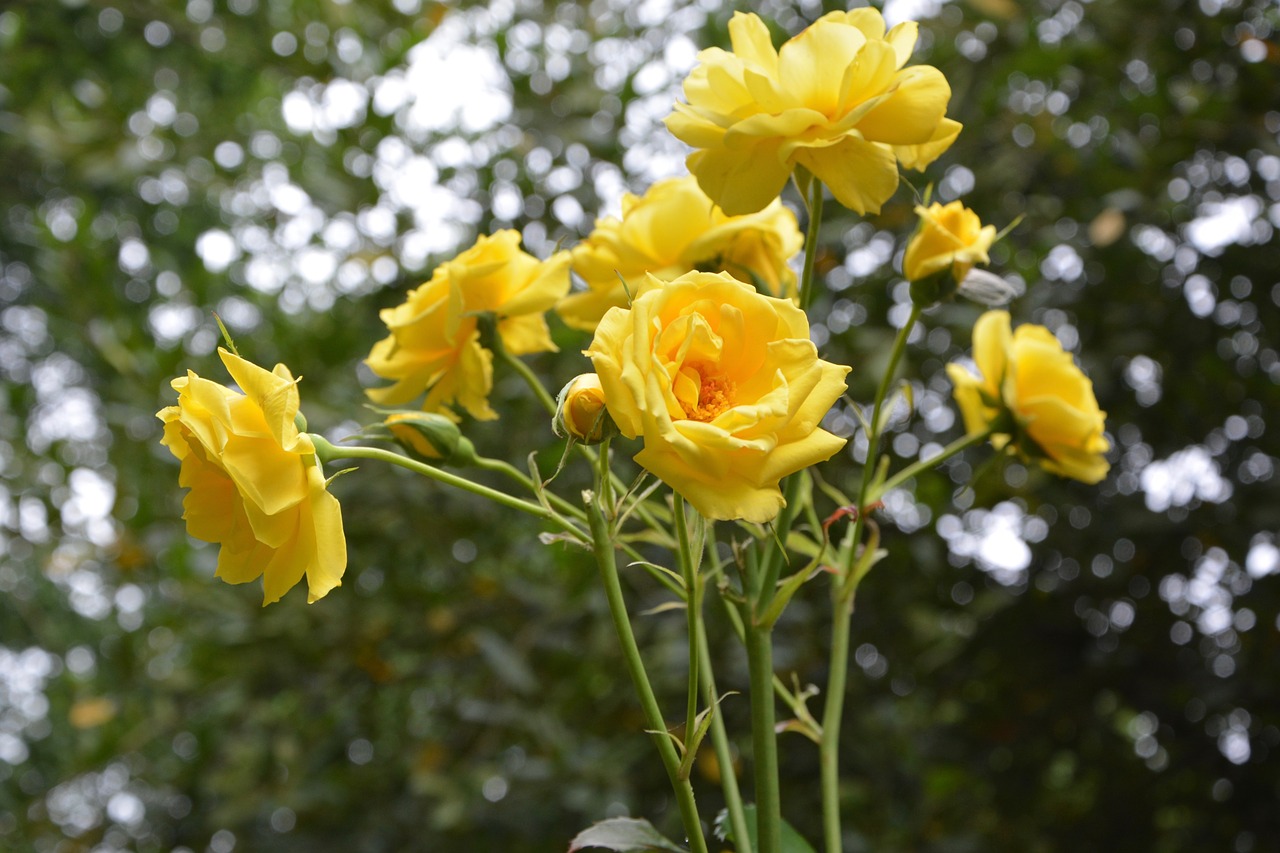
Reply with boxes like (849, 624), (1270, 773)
(379, 411), (477, 467)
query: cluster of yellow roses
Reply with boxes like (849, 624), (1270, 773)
(159, 8), (1109, 606)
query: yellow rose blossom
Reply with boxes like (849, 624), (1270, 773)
(553, 373), (614, 443)
(903, 200), (997, 283)
(665, 9), (961, 215)
(366, 230), (570, 420)
(158, 348), (347, 605)
(587, 271), (850, 522)
(947, 311), (1110, 484)
(557, 176), (803, 331)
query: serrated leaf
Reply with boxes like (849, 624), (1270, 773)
(568, 817), (688, 852)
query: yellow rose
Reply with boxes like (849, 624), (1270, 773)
(553, 373), (615, 443)
(366, 230), (570, 420)
(557, 176), (803, 331)
(947, 311), (1110, 484)
(158, 349), (347, 605)
(903, 200), (997, 283)
(665, 10), (960, 215)
(587, 271), (850, 522)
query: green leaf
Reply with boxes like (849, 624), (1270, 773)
(568, 817), (688, 852)
(713, 805), (817, 853)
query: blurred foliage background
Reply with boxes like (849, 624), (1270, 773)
(2, 0), (1278, 850)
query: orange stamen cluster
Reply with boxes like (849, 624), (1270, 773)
(686, 372), (735, 422)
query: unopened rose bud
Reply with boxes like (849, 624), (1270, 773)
(383, 411), (477, 466)
(905, 200), (1001, 308)
(553, 373), (615, 444)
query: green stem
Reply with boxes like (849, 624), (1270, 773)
(745, 613), (781, 853)
(719, 594), (804, 721)
(820, 301), (922, 852)
(755, 472), (805, 619)
(696, 616), (751, 850)
(674, 496), (701, 742)
(870, 427), (993, 502)
(473, 456), (587, 522)
(586, 497), (709, 853)
(819, 584), (854, 853)
(599, 437), (614, 516)
(312, 438), (577, 534)
(863, 302), (922, 488)
(798, 175), (825, 312)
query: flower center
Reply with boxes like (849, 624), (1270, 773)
(683, 367), (735, 422)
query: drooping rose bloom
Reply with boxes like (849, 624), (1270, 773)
(158, 349), (347, 605)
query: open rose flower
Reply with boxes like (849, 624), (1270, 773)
(947, 311), (1110, 484)
(366, 230), (570, 420)
(665, 9), (960, 215)
(158, 349), (347, 605)
(587, 271), (849, 522)
(557, 176), (802, 331)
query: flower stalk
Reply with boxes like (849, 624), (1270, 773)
(674, 496), (702, 746)
(311, 438), (582, 538)
(585, 495), (709, 853)
(798, 173), (825, 312)
(820, 300), (922, 851)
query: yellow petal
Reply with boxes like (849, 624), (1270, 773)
(895, 117), (962, 170)
(498, 313), (557, 356)
(794, 135), (899, 215)
(833, 40), (899, 118)
(496, 249), (571, 316)
(885, 21), (919, 68)
(841, 8), (887, 42)
(305, 466), (347, 603)
(971, 310), (1012, 392)
(946, 363), (997, 436)
(856, 66), (952, 145)
(219, 348), (303, 450)
(777, 18), (867, 115)
(687, 142), (793, 217)
(664, 103), (730, 149)
(728, 12), (778, 75)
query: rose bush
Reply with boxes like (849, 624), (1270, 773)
(157, 349), (346, 605)
(664, 9), (960, 215)
(948, 310), (1110, 483)
(557, 176), (802, 331)
(587, 271), (849, 522)
(366, 230), (570, 420)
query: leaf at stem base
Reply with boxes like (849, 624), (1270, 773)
(569, 817), (689, 852)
